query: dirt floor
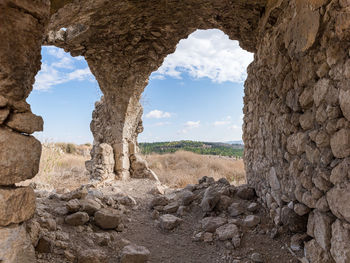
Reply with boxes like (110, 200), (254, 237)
(31, 178), (303, 263)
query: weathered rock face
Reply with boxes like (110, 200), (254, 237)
(0, 224), (36, 263)
(0, 186), (36, 226)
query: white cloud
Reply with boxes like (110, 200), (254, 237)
(152, 29), (254, 83)
(185, 120), (200, 128)
(213, 116), (232, 126)
(229, 124), (241, 130)
(145, 110), (172, 119)
(34, 46), (94, 91)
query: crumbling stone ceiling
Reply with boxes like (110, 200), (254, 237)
(47, 0), (266, 55)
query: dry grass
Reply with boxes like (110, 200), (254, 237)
(21, 143), (90, 191)
(145, 150), (246, 188)
(22, 145), (245, 190)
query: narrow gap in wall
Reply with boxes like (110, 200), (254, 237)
(139, 29), (253, 188)
(22, 46), (101, 190)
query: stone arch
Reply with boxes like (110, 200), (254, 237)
(2, 0), (350, 262)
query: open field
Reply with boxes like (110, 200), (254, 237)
(23, 143), (246, 190)
(145, 150), (246, 188)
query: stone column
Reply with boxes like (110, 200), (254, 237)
(0, 0), (49, 262)
(85, 53), (154, 181)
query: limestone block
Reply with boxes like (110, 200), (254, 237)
(313, 211), (334, 250)
(0, 186), (36, 226)
(331, 219), (350, 263)
(330, 129), (350, 158)
(339, 89), (350, 121)
(305, 239), (335, 263)
(0, 128), (41, 185)
(6, 112), (43, 134)
(286, 132), (308, 155)
(0, 224), (35, 263)
(327, 182), (350, 223)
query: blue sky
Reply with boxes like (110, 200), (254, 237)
(29, 29), (253, 144)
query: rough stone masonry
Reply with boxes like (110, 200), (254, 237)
(1, 0), (350, 262)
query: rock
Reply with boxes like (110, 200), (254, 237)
(0, 186), (35, 226)
(243, 215), (260, 228)
(176, 190), (195, 206)
(294, 203), (310, 216)
(65, 212), (89, 226)
(236, 185), (255, 200)
(215, 224), (240, 241)
(36, 236), (53, 253)
(316, 196), (330, 212)
(80, 199), (101, 215)
(176, 206), (189, 216)
(120, 244), (150, 263)
(39, 217), (57, 231)
(290, 233), (309, 251)
(0, 128), (42, 185)
(327, 182), (350, 223)
(251, 252), (264, 262)
(66, 199), (81, 213)
(339, 89), (350, 121)
(330, 159), (350, 185)
(150, 196), (168, 208)
(6, 112), (43, 134)
(0, 95), (8, 107)
(203, 232), (214, 242)
(77, 249), (107, 263)
(26, 219), (41, 246)
(330, 219), (350, 263)
(94, 208), (121, 229)
(163, 202), (179, 213)
(247, 202), (259, 212)
(0, 224), (35, 263)
(228, 202), (244, 217)
(116, 195), (137, 207)
(200, 186), (220, 212)
(313, 211), (334, 250)
(151, 210), (159, 220)
(330, 129), (350, 158)
(0, 108), (9, 123)
(216, 195), (233, 211)
(201, 217), (227, 233)
(159, 214), (182, 230)
(61, 188), (88, 201)
(305, 239), (335, 263)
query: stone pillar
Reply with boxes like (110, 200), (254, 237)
(0, 0), (49, 262)
(85, 52), (153, 180)
(244, 0), (350, 261)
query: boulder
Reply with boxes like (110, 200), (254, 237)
(66, 199), (81, 213)
(313, 211), (334, 250)
(201, 217), (227, 233)
(305, 239), (335, 263)
(0, 224), (35, 263)
(236, 185), (255, 200)
(0, 186), (35, 226)
(243, 215), (261, 228)
(0, 128), (41, 185)
(80, 199), (101, 215)
(65, 212), (89, 226)
(120, 244), (150, 263)
(94, 208), (121, 229)
(330, 129), (350, 158)
(176, 190), (195, 206)
(331, 219), (350, 263)
(228, 202), (244, 217)
(163, 202), (179, 213)
(327, 182), (350, 223)
(200, 186), (220, 212)
(159, 214), (182, 230)
(150, 196), (168, 209)
(215, 224), (240, 241)
(6, 112), (43, 134)
(77, 249), (107, 263)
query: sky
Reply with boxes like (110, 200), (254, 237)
(29, 29), (254, 144)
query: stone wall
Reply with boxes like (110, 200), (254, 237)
(0, 0), (50, 261)
(244, 0), (350, 261)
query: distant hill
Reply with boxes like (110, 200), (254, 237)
(225, 140), (244, 145)
(139, 140), (244, 157)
